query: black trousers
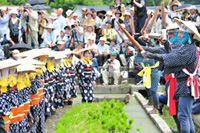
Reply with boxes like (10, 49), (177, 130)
(98, 54), (108, 66)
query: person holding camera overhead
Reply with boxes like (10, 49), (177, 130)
(22, 3), (39, 48)
(102, 20), (117, 44)
(102, 51), (121, 85)
(128, 0), (147, 34)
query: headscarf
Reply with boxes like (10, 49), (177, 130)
(169, 31), (179, 44)
(179, 32), (192, 44)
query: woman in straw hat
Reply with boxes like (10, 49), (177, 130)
(84, 25), (96, 44)
(63, 50), (78, 105)
(76, 48), (96, 103)
(142, 18), (200, 133)
(49, 12), (61, 37)
(40, 24), (57, 49)
(0, 59), (20, 133)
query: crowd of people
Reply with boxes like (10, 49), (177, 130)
(0, 0), (200, 132)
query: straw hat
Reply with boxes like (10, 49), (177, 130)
(57, 41), (65, 45)
(46, 24), (54, 29)
(64, 49), (77, 55)
(82, 7), (87, 11)
(0, 59), (21, 70)
(49, 13), (57, 19)
(174, 18), (200, 40)
(99, 37), (106, 41)
(66, 10), (74, 17)
(17, 64), (36, 73)
(166, 23), (180, 32)
(77, 48), (93, 54)
(18, 58), (45, 65)
(130, 7), (135, 11)
(16, 49), (38, 58)
(106, 11), (112, 16)
(86, 25), (94, 31)
(9, 9), (18, 15)
(54, 52), (67, 60)
(73, 12), (78, 17)
(29, 49), (50, 59)
(24, 3), (32, 8)
(12, 49), (20, 54)
(170, 3), (179, 11)
(123, 12), (131, 17)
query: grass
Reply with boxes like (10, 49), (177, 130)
(55, 99), (134, 133)
(120, 84), (134, 88)
(158, 105), (177, 130)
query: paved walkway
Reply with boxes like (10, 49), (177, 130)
(45, 94), (160, 133)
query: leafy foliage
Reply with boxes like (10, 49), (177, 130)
(0, 0), (8, 5)
(55, 99), (134, 133)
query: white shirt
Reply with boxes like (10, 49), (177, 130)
(103, 59), (121, 72)
(94, 16), (102, 29)
(66, 18), (75, 27)
(98, 43), (110, 54)
(156, 16), (172, 33)
(51, 20), (61, 37)
(57, 15), (66, 29)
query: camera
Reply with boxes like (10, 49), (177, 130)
(107, 59), (112, 64)
(71, 24), (77, 29)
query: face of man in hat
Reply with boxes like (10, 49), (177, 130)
(168, 32), (175, 39)
(125, 15), (130, 20)
(57, 43), (64, 50)
(99, 40), (105, 46)
(172, 5), (178, 11)
(106, 22), (112, 28)
(82, 9), (87, 16)
(88, 38), (94, 45)
(47, 28), (53, 33)
(11, 13), (17, 18)
(121, 4), (126, 12)
(87, 26), (93, 32)
(60, 31), (65, 37)
(111, 54), (117, 61)
(190, 9), (196, 15)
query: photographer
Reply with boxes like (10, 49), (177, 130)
(129, 0), (147, 33)
(102, 52), (121, 85)
(71, 19), (84, 48)
(38, 10), (48, 44)
(189, 5), (198, 22)
(22, 3), (39, 48)
(114, 0), (122, 11)
(102, 20), (117, 44)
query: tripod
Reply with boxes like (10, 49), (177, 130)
(68, 29), (79, 50)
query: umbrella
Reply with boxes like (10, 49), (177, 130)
(174, 4), (191, 12)
(26, 0), (47, 5)
(9, 43), (32, 51)
(32, 4), (49, 10)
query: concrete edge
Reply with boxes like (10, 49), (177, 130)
(134, 92), (172, 133)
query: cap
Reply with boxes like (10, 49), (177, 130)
(106, 20), (112, 24)
(24, 3), (32, 8)
(86, 10), (93, 15)
(82, 7), (87, 11)
(111, 51), (117, 57)
(99, 37), (106, 41)
(190, 5), (196, 10)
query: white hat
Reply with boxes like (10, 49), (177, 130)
(46, 24), (54, 29)
(130, 7), (134, 11)
(12, 49), (20, 54)
(175, 18), (200, 41)
(0, 59), (20, 70)
(82, 7), (87, 11)
(190, 5), (196, 10)
(16, 49), (38, 58)
(0, 6), (7, 11)
(29, 49), (49, 59)
(57, 41), (65, 45)
(64, 49), (77, 55)
(17, 64), (36, 73)
(54, 52), (67, 60)
(121, 24), (126, 29)
(76, 19), (80, 23)
(9, 9), (18, 15)
(106, 11), (112, 16)
(49, 13), (57, 19)
(123, 12), (131, 17)
(166, 23), (180, 32)
(77, 48), (93, 54)
(66, 10), (74, 17)
(73, 12), (78, 17)
(40, 10), (46, 14)
(18, 58), (45, 65)
(99, 37), (106, 41)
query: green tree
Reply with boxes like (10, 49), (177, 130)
(0, 0), (8, 5)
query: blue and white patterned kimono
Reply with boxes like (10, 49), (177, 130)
(76, 60), (96, 102)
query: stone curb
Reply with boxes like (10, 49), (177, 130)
(134, 92), (172, 133)
(76, 85), (165, 94)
